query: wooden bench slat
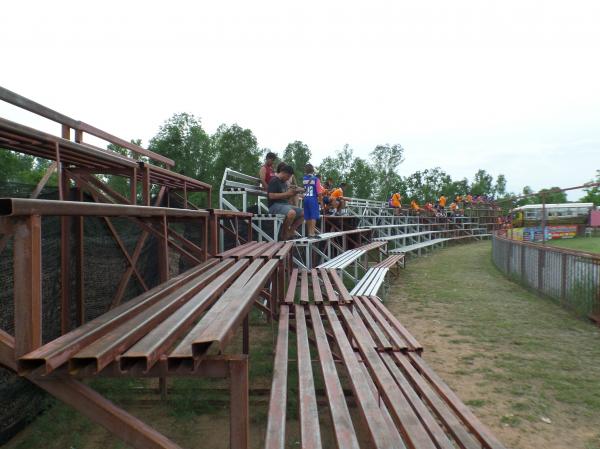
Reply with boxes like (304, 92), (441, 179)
(393, 353), (481, 449)
(265, 306), (289, 449)
(300, 270), (309, 304)
(367, 296), (422, 352)
(352, 296), (392, 350)
(295, 305), (323, 449)
(356, 296), (407, 351)
(328, 270), (353, 303)
(323, 306), (403, 449)
(408, 353), (507, 449)
(308, 305), (361, 449)
(310, 269), (323, 303)
(337, 306), (437, 449)
(319, 269), (338, 303)
(284, 269), (298, 304)
(380, 353), (456, 449)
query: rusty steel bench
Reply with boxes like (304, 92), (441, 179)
(265, 269), (506, 449)
(5, 241), (293, 449)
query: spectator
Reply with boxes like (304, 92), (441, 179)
(390, 192), (402, 215)
(259, 152), (277, 190)
(267, 164), (305, 240)
(303, 163), (322, 238)
(330, 182), (349, 215)
(439, 194), (447, 209)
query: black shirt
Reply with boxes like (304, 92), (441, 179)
(267, 176), (288, 207)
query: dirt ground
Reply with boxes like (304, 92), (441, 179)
(385, 242), (600, 449)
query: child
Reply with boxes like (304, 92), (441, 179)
(303, 164), (322, 238)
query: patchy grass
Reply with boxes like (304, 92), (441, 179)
(387, 241), (600, 449)
(545, 236), (600, 254)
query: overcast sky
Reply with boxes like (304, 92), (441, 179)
(1, 0), (599, 199)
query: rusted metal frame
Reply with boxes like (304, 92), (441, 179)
(182, 259), (278, 359)
(17, 260), (218, 375)
(142, 164), (151, 206)
(158, 216), (169, 283)
(167, 226), (205, 259)
(100, 209), (150, 292)
(70, 260), (235, 375)
(119, 259), (247, 373)
(295, 305), (323, 449)
(209, 212), (219, 256)
(57, 144), (72, 334)
(392, 353), (480, 449)
(30, 161), (58, 199)
(13, 215), (43, 357)
(75, 183), (85, 325)
(265, 305), (289, 449)
(0, 86), (175, 166)
(337, 306), (438, 449)
(167, 259), (266, 368)
(308, 304), (361, 449)
(0, 197), (210, 219)
(218, 241), (259, 259)
(72, 178), (202, 269)
(130, 166), (137, 204)
(229, 357), (250, 449)
(356, 296), (407, 351)
(379, 352), (456, 449)
(0, 330), (183, 449)
(407, 353), (507, 449)
(323, 305), (402, 449)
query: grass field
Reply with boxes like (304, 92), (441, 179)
(387, 241), (600, 449)
(545, 236), (600, 254)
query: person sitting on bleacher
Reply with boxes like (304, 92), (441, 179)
(259, 151), (277, 190)
(330, 183), (348, 215)
(390, 192), (402, 215)
(267, 164), (305, 240)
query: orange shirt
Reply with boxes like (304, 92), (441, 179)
(466, 194), (473, 203)
(331, 188), (343, 199)
(439, 195), (447, 207)
(450, 202), (457, 210)
(391, 193), (401, 207)
(410, 200), (419, 210)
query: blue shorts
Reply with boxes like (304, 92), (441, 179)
(303, 197), (320, 220)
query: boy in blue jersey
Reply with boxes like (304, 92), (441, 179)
(303, 163), (322, 238)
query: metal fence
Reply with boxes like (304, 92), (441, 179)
(492, 234), (600, 319)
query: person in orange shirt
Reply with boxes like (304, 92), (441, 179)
(390, 192), (402, 215)
(449, 201), (458, 217)
(410, 199), (420, 215)
(439, 195), (447, 208)
(465, 193), (473, 207)
(455, 195), (463, 205)
(330, 183), (348, 215)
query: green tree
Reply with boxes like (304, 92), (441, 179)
(470, 169), (494, 196)
(370, 144), (405, 200)
(283, 140), (311, 183)
(105, 139), (143, 198)
(347, 157), (376, 199)
(149, 113), (212, 182)
(494, 174), (507, 197)
(211, 123), (262, 188)
(0, 150), (54, 187)
(580, 170), (600, 205)
(537, 187), (568, 204)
